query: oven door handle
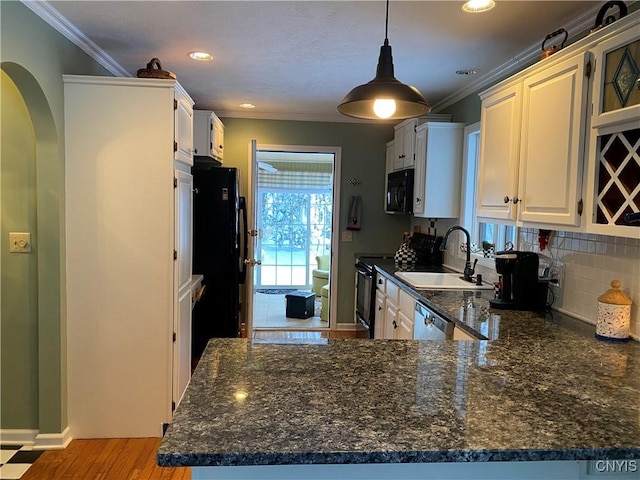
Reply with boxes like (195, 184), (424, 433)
(356, 265), (373, 277)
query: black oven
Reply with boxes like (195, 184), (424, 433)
(355, 261), (375, 337)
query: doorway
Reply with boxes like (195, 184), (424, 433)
(247, 145), (340, 335)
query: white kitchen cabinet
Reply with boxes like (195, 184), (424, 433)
(413, 122), (465, 218)
(376, 275), (416, 340)
(175, 94), (194, 166)
(583, 14), (640, 239)
(64, 75), (194, 438)
(394, 118), (417, 170)
(476, 83), (521, 221)
(477, 52), (589, 227)
(174, 169), (193, 408)
(193, 110), (224, 162)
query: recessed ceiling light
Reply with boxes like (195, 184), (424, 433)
(188, 51), (213, 61)
(456, 69), (478, 75)
(239, 103), (256, 109)
(462, 0), (496, 13)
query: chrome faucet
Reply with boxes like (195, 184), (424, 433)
(441, 226), (477, 282)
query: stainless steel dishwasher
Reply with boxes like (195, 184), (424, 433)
(414, 301), (484, 340)
(413, 302), (455, 340)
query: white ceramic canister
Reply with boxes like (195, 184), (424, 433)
(596, 280), (632, 342)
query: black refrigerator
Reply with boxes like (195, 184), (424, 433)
(192, 165), (247, 361)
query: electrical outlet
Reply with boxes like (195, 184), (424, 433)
(548, 260), (564, 306)
(9, 232), (31, 253)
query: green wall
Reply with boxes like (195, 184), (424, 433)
(221, 118), (411, 323)
(1, 71), (39, 430)
(1, 1), (110, 435)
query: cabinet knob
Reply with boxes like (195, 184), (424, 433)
(512, 197), (520, 205)
(392, 320), (398, 329)
(194, 148), (198, 154)
(378, 279), (383, 284)
(503, 196), (510, 204)
(378, 306), (383, 311)
(416, 197), (421, 203)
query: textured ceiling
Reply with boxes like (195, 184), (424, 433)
(47, 1), (606, 122)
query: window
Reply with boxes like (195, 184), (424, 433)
(460, 123), (517, 263)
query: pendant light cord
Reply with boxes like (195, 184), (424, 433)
(384, 0), (390, 45)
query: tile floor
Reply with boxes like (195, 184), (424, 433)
(0, 446), (43, 480)
(252, 292), (327, 329)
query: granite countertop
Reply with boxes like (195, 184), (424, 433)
(158, 334), (640, 467)
(373, 262), (599, 342)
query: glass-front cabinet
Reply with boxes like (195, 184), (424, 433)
(585, 19), (640, 238)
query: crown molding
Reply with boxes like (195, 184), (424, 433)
(20, 0), (131, 78)
(432, 1), (606, 113)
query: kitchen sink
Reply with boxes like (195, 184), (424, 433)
(394, 272), (493, 290)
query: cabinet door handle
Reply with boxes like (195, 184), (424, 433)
(512, 197), (520, 205)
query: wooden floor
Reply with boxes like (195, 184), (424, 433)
(23, 331), (361, 479)
(22, 438), (189, 480)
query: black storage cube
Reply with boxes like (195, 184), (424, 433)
(285, 291), (315, 319)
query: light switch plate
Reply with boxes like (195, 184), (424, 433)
(9, 232), (31, 253)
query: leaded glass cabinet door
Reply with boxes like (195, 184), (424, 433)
(586, 18), (640, 238)
(591, 24), (640, 128)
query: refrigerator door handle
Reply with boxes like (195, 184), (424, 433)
(239, 196), (248, 284)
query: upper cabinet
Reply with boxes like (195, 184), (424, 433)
(584, 19), (640, 238)
(194, 110), (225, 163)
(393, 118), (418, 170)
(477, 10), (640, 238)
(174, 87), (194, 166)
(413, 122), (465, 218)
(477, 52), (590, 227)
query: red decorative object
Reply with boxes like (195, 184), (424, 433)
(538, 230), (552, 251)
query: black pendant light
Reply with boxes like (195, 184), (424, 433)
(337, 0), (431, 120)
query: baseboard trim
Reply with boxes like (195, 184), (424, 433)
(335, 323), (358, 331)
(34, 427), (72, 450)
(0, 429), (39, 446)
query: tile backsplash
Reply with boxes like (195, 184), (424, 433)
(412, 218), (640, 340)
(517, 228), (639, 339)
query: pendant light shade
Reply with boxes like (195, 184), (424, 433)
(337, 1), (431, 120)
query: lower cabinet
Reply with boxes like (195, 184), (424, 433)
(375, 274), (416, 339)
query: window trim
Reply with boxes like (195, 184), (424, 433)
(459, 122), (517, 267)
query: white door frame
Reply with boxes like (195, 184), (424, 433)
(245, 143), (341, 334)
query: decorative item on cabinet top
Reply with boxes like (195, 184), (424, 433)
(540, 29), (568, 60)
(136, 58), (176, 80)
(590, 1), (628, 34)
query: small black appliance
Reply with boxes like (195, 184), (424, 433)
(490, 251), (548, 311)
(386, 168), (414, 214)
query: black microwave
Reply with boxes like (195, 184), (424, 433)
(386, 168), (414, 214)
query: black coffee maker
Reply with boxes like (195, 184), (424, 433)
(490, 251), (548, 311)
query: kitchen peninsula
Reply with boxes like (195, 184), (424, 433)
(158, 303), (640, 480)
